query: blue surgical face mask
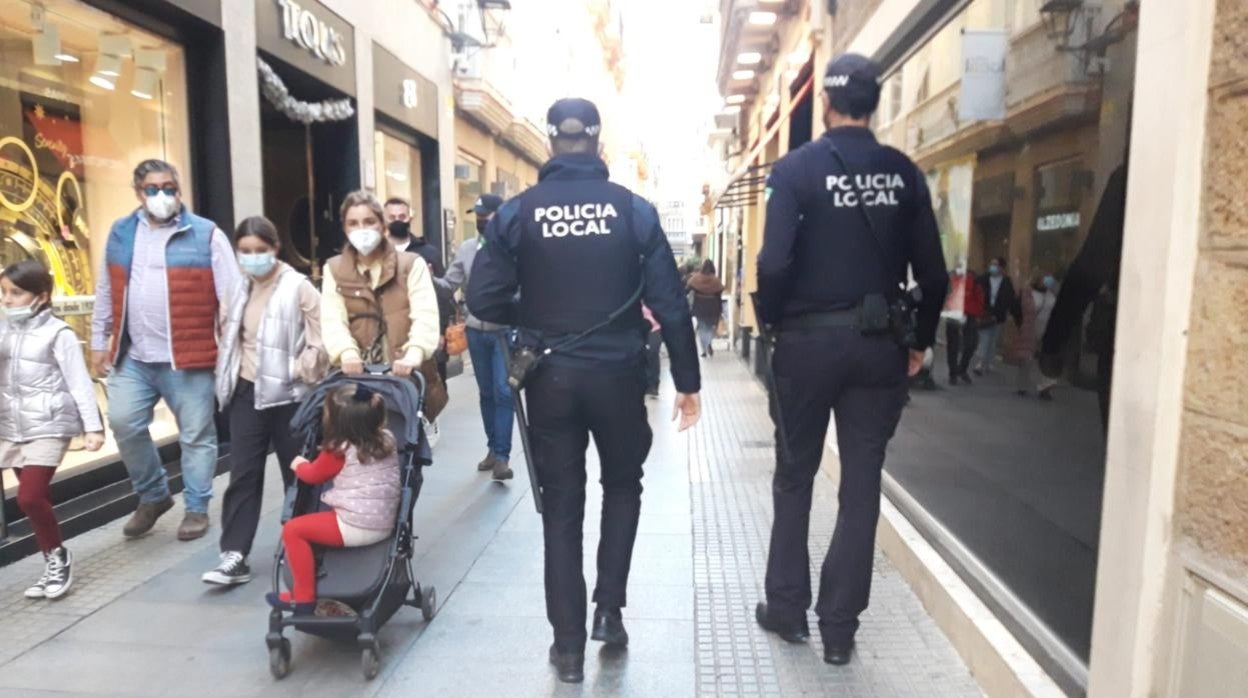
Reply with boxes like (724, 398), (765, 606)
(989, 264), (1002, 276)
(3, 303), (36, 323)
(238, 252), (277, 278)
(1043, 276), (1056, 290)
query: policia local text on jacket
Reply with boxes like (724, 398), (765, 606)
(467, 150), (701, 661)
(752, 54), (948, 665)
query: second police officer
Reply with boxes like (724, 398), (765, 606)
(467, 98), (702, 684)
(752, 54), (949, 665)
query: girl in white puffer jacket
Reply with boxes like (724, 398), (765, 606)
(0, 260), (104, 601)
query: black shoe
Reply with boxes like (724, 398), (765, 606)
(42, 547), (73, 600)
(1039, 388), (1054, 401)
(824, 640), (855, 666)
(754, 602), (809, 643)
(948, 374), (959, 386)
(548, 644), (584, 684)
(959, 373), (974, 386)
(592, 607), (629, 647)
(202, 551), (251, 585)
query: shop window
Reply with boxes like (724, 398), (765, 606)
(0, 0), (191, 493)
(373, 130), (425, 238)
(875, 0), (1137, 684)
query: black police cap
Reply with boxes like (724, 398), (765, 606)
(468, 193), (504, 216)
(546, 98), (602, 139)
(823, 53), (882, 115)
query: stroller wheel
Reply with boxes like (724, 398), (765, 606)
(269, 638), (292, 680)
(361, 645), (380, 681)
(422, 585), (437, 621)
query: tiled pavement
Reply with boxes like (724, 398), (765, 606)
(0, 348), (982, 697)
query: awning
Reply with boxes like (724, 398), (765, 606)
(711, 71), (814, 208)
(714, 163), (772, 209)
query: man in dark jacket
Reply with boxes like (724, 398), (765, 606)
(974, 256), (1016, 375)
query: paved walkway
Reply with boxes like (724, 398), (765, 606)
(0, 351), (981, 697)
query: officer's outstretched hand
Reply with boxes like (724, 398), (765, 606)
(908, 350), (925, 378)
(673, 393), (701, 432)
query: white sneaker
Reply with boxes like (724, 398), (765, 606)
(23, 564), (51, 599)
(42, 548), (73, 600)
(423, 416), (440, 450)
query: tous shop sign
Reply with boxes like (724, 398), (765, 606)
(277, 0), (346, 66)
(256, 0), (356, 95)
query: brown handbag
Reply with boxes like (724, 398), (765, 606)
(419, 358), (449, 420)
(444, 322), (468, 356)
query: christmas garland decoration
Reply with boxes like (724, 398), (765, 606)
(256, 57), (355, 124)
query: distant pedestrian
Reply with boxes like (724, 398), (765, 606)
(1011, 274), (1058, 400)
(945, 264), (984, 385)
(0, 260), (105, 600)
(686, 260), (724, 357)
(437, 193), (515, 480)
(974, 257), (1016, 376)
(642, 304), (662, 397)
(267, 384), (400, 615)
(203, 216), (326, 587)
(90, 158), (239, 542)
(383, 197), (442, 276)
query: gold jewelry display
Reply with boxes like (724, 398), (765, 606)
(0, 137), (38, 213)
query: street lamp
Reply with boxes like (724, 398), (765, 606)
(1039, 0), (1084, 45)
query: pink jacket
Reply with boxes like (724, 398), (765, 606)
(318, 432), (401, 531)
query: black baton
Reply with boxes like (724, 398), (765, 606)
(499, 335), (544, 514)
(751, 293), (792, 464)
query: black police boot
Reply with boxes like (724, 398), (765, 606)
(591, 607), (629, 647)
(754, 602), (810, 643)
(548, 644), (585, 683)
(823, 639), (856, 666)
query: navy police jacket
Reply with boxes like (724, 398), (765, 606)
(467, 153), (701, 394)
(756, 126), (949, 349)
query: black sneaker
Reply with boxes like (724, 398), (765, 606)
(202, 551), (251, 585)
(42, 548), (73, 600)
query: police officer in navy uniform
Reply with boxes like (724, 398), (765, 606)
(467, 98), (702, 684)
(752, 54), (948, 666)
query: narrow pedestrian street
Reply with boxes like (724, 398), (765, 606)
(0, 353), (979, 697)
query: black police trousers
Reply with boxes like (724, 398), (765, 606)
(525, 362), (653, 652)
(765, 327), (907, 646)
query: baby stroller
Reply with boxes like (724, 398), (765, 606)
(266, 369), (436, 681)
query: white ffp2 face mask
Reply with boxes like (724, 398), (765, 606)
(348, 227), (383, 256)
(144, 192), (180, 221)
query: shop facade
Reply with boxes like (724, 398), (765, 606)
(452, 77), (545, 251)
(0, 0), (229, 544)
(0, 0), (457, 560)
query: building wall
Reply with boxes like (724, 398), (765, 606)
(1161, 0), (1248, 694)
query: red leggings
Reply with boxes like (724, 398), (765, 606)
(15, 467), (61, 553)
(281, 511), (344, 603)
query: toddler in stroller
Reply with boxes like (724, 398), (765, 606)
(266, 371), (436, 681)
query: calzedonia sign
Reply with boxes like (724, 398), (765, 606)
(277, 0), (347, 66)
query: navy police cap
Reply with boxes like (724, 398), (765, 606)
(546, 98), (602, 139)
(468, 193), (504, 216)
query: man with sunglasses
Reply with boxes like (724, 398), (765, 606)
(90, 159), (240, 542)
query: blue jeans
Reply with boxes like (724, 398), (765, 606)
(466, 327), (514, 460)
(977, 323), (1003, 372)
(107, 357), (218, 513)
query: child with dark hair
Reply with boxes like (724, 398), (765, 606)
(266, 382), (401, 615)
(0, 259), (104, 600)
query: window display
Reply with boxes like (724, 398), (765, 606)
(0, 0), (192, 491)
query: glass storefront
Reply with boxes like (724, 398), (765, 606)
(0, 0), (191, 490)
(373, 129), (426, 238)
(876, 0), (1137, 677)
